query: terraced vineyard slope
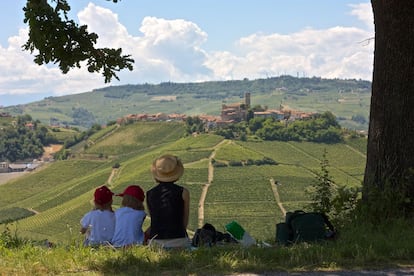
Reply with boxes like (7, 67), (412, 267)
(0, 122), (366, 243)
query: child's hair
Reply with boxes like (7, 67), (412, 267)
(122, 194), (144, 210)
(94, 200), (113, 211)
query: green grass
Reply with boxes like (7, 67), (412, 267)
(0, 219), (413, 275)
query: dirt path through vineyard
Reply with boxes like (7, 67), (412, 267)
(270, 178), (286, 216)
(197, 140), (229, 228)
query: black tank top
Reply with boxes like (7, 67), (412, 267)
(147, 182), (187, 239)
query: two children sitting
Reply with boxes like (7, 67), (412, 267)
(80, 184), (146, 247)
(80, 154), (189, 248)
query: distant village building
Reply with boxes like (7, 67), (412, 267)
(115, 91), (315, 128)
(117, 112), (187, 124)
(286, 109), (315, 121)
(253, 109), (285, 120)
(168, 113), (187, 121)
(220, 92), (251, 122)
(153, 112), (168, 121)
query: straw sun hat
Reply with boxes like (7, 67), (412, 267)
(151, 154), (184, 182)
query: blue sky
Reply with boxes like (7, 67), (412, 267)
(0, 1), (373, 107)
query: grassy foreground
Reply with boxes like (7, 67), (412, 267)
(1, 219), (413, 275)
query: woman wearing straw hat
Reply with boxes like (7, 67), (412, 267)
(145, 154), (191, 248)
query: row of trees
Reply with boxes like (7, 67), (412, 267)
(97, 76), (371, 100)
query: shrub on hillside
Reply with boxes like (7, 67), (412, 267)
(245, 159), (255, 166)
(228, 160), (243, 167)
(253, 157), (277, 166)
(212, 161), (227, 167)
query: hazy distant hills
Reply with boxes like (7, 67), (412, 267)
(0, 76), (371, 130)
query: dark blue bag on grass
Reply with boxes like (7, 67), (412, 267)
(276, 210), (336, 245)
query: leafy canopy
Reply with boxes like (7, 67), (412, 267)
(22, 0), (134, 83)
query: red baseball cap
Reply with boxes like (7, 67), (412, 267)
(94, 185), (114, 205)
(117, 185), (145, 202)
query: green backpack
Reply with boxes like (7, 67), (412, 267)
(276, 210), (336, 245)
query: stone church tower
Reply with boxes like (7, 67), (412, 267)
(244, 92), (251, 108)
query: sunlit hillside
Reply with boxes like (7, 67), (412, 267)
(0, 121), (366, 244)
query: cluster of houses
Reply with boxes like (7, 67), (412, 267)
(117, 92), (315, 128)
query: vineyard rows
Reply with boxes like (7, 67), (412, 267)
(0, 123), (367, 243)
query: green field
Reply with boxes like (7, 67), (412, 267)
(0, 122), (367, 243)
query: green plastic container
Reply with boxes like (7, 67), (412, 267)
(225, 221), (245, 240)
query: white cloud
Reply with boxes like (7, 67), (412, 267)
(349, 3), (374, 31)
(205, 25), (373, 81)
(78, 3), (131, 48)
(77, 4), (212, 83)
(0, 2), (374, 101)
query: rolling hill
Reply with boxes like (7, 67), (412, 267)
(0, 121), (366, 243)
(0, 76), (371, 131)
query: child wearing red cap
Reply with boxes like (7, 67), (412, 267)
(111, 185), (147, 247)
(80, 185), (115, 246)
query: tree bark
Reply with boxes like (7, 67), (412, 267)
(363, 0), (414, 213)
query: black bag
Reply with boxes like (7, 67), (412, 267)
(276, 210), (336, 245)
(192, 223), (217, 247)
(192, 223), (238, 247)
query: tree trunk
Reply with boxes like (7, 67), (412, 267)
(363, 0), (414, 215)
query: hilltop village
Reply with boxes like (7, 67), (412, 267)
(0, 93), (329, 173)
(117, 92), (315, 128)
